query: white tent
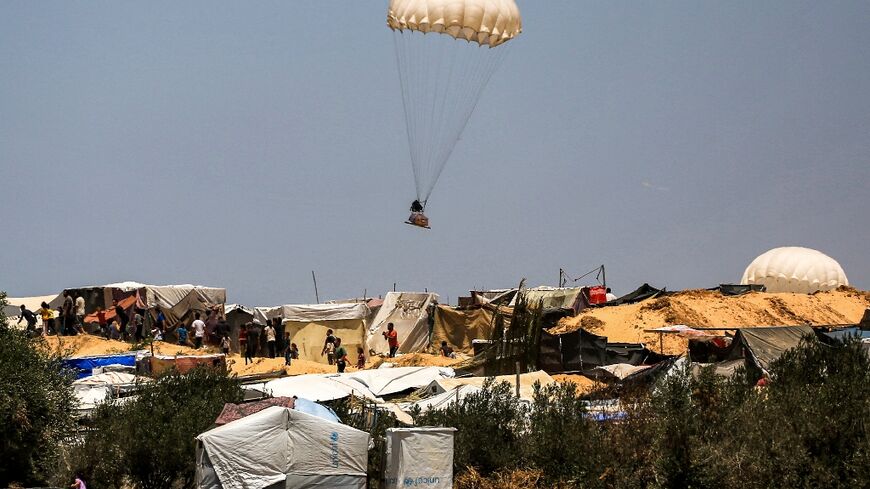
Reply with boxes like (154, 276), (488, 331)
(365, 292), (438, 355)
(196, 406), (370, 489)
(741, 246), (849, 294)
(258, 367), (455, 402)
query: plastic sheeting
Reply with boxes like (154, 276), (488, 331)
(741, 247), (849, 293)
(424, 370), (554, 402)
(197, 406), (369, 489)
(261, 367), (455, 402)
(62, 353), (140, 379)
(366, 292), (439, 355)
(384, 427), (457, 489)
(732, 326), (815, 372)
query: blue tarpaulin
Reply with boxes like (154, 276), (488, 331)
(62, 354), (137, 379)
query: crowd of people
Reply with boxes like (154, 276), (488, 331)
(16, 301), (459, 373)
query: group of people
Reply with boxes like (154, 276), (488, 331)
(17, 290), (86, 337)
(239, 318), (299, 367)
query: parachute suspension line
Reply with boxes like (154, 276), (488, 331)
(393, 30), (512, 204)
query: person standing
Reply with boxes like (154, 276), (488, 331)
(321, 329), (336, 365)
(220, 334), (231, 355)
(133, 308), (145, 342)
(283, 332), (293, 366)
(356, 346), (366, 370)
(192, 312), (206, 349)
(176, 322), (189, 346)
(61, 291), (75, 336)
(264, 321), (277, 358)
(113, 300), (129, 341)
(74, 294), (86, 329)
(95, 307), (108, 338)
(334, 338), (348, 373)
(155, 307), (166, 336)
(382, 323), (399, 358)
(37, 302), (55, 336)
(244, 322), (255, 365)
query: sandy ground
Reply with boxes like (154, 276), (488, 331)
(554, 287), (870, 355)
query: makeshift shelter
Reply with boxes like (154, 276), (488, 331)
(196, 406), (369, 489)
(258, 367), (455, 403)
(366, 292), (439, 355)
(62, 352), (143, 379)
(73, 372), (147, 416)
(423, 370), (554, 402)
(539, 328), (667, 374)
(66, 282), (226, 334)
(149, 353), (226, 375)
(597, 283), (666, 307)
(430, 305), (494, 354)
(282, 303), (370, 365)
(728, 325), (815, 373)
(224, 304), (253, 353)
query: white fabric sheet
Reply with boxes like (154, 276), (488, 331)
(365, 292), (439, 355)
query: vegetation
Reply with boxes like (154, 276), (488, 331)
(422, 336), (870, 489)
(0, 292), (77, 487)
(63, 366), (243, 489)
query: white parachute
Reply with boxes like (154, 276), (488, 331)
(740, 246), (849, 294)
(388, 0), (522, 208)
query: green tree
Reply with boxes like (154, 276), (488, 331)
(69, 366), (243, 489)
(0, 291), (76, 487)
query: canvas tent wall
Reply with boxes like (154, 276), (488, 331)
(196, 405), (370, 489)
(727, 325), (814, 373)
(282, 303), (370, 365)
(366, 292), (438, 355)
(430, 305), (494, 354)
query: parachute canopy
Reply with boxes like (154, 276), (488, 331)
(388, 0), (522, 47)
(740, 246), (849, 294)
(388, 0), (522, 205)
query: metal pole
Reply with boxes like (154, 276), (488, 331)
(312, 271), (320, 304)
(515, 361), (521, 398)
(601, 265), (606, 289)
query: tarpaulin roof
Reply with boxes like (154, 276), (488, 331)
(600, 283), (665, 307)
(424, 370), (555, 402)
(734, 326), (814, 372)
(259, 367), (455, 402)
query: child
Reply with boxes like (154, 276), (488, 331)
(220, 334), (231, 355)
(283, 332), (292, 366)
(356, 346), (366, 370)
(176, 324), (189, 346)
(290, 343), (299, 360)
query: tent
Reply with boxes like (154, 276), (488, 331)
(383, 427), (457, 489)
(66, 282), (226, 337)
(196, 406), (370, 489)
(282, 303), (370, 365)
(430, 305), (494, 354)
(73, 372), (147, 415)
(259, 367), (455, 403)
(728, 326), (815, 373)
(224, 304), (253, 353)
(423, 370), (554, 402)
(366, 292), (438, 355)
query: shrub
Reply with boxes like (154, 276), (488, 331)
(0, 292), (76, 487)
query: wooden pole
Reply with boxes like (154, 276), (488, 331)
(312, 271), (320, 304)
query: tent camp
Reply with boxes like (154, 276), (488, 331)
(67, 282), (226, 334)
(365, 292), (438, 355)
(196, 406), (370, 489)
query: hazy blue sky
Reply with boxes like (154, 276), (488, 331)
(2, 1), (868, 305)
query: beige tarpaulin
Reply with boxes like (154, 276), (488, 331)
(431, 305), (494, 353)
(285, 318), (366, 365)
